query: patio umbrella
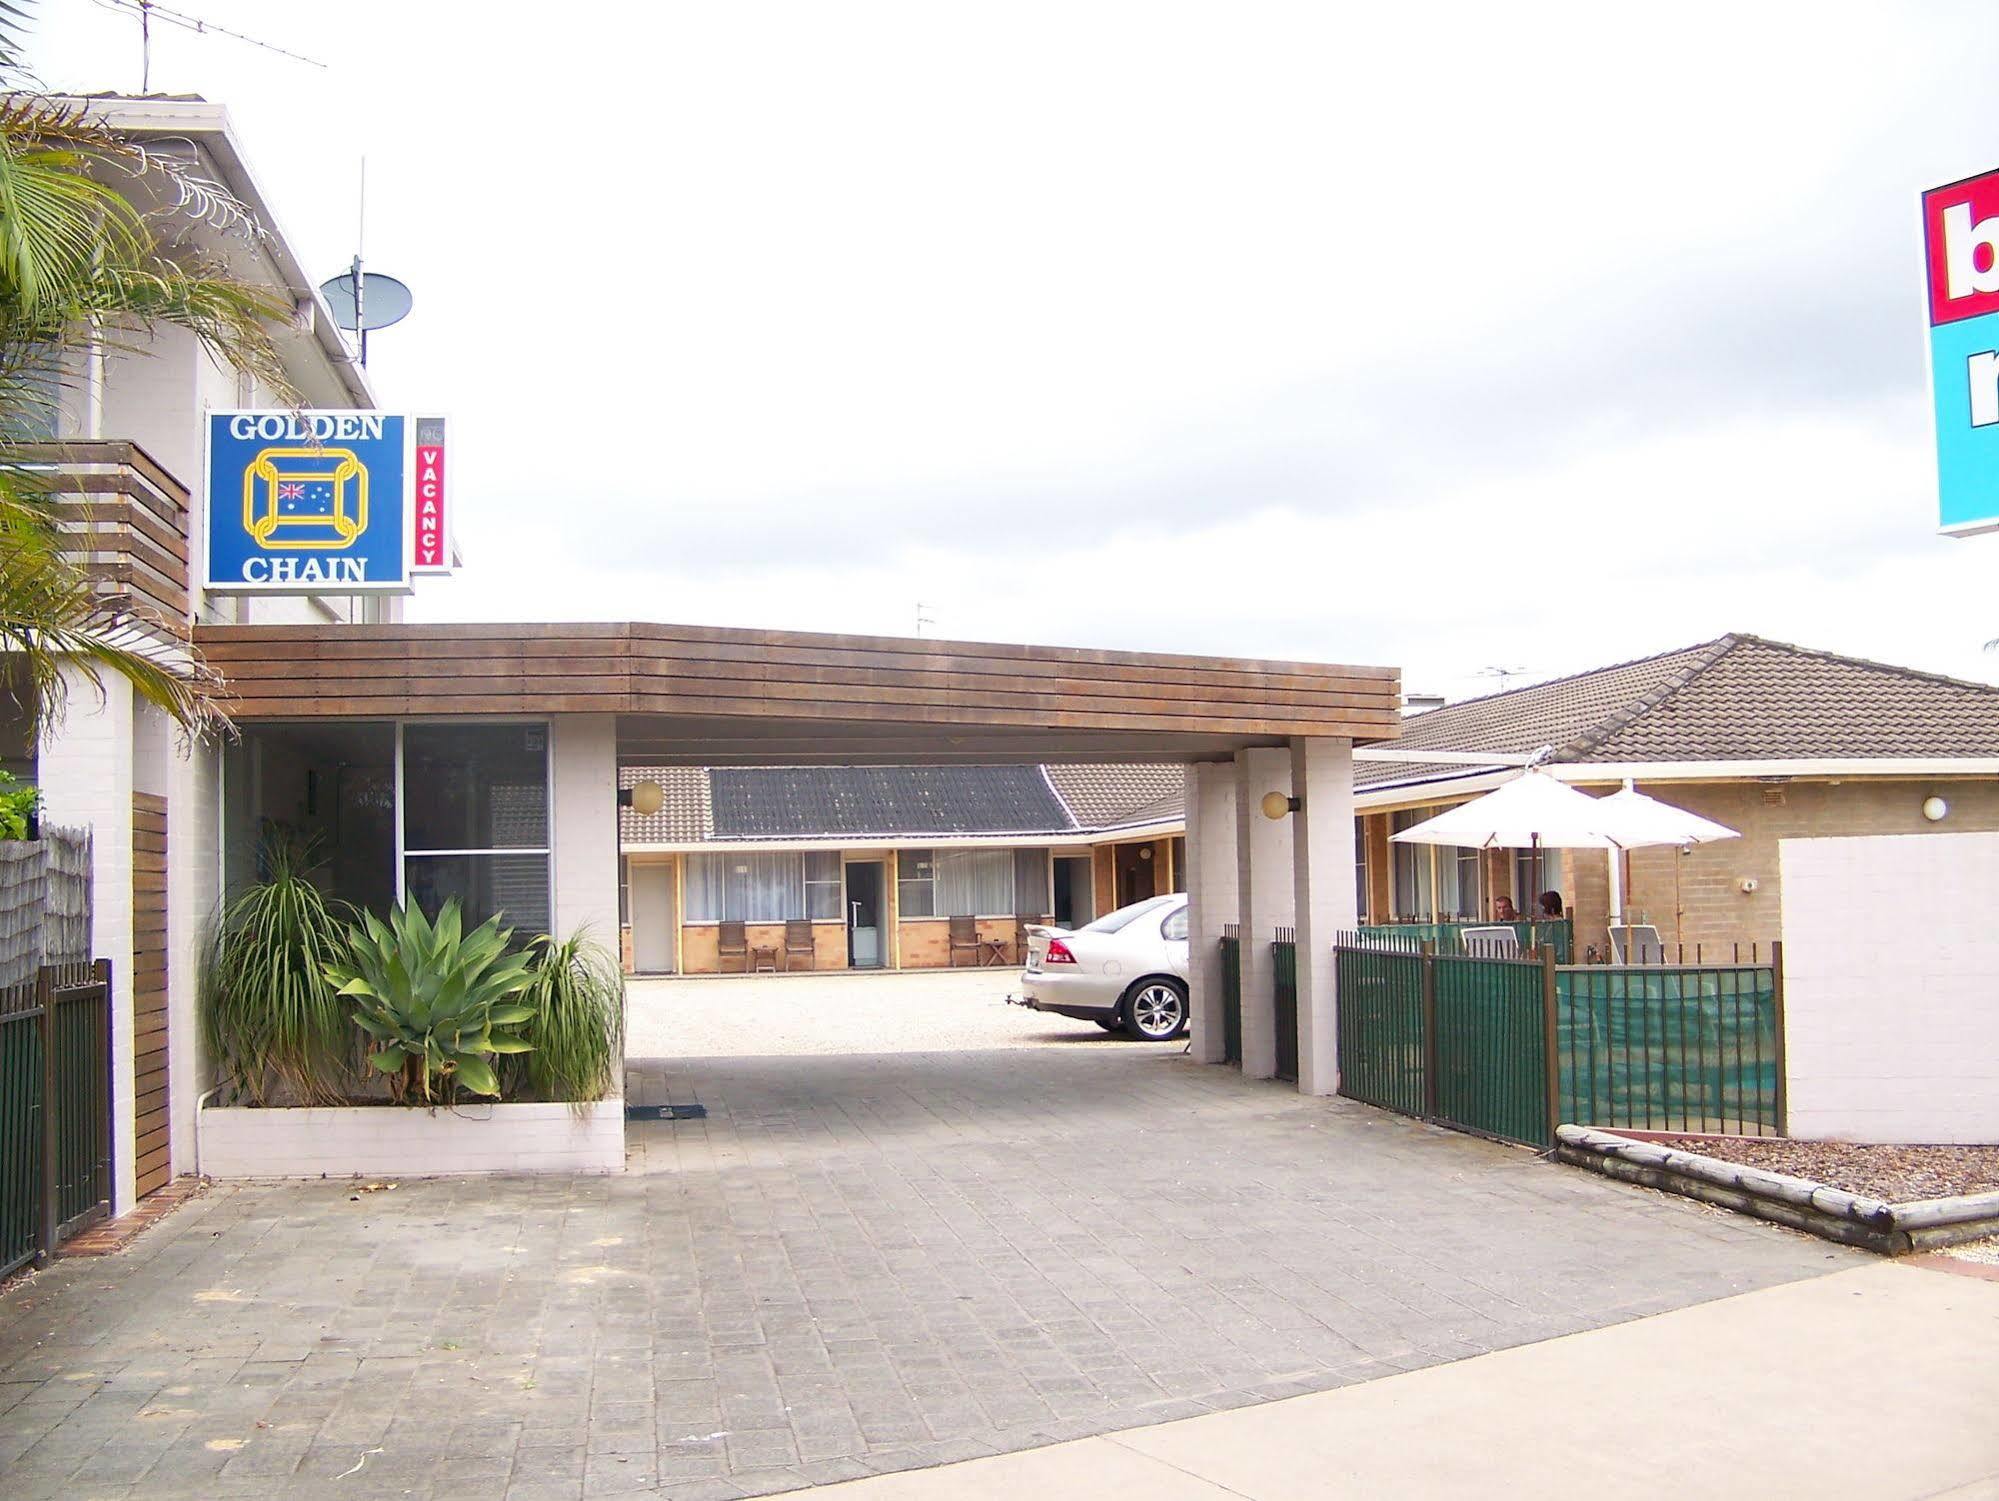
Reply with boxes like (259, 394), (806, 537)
(1597, 783), (1739, 926)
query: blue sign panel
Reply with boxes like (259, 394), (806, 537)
(1930, 309), (1999, 536)
(205, 411), (410, 591)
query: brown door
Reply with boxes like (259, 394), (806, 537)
(1113, 842), (1156, 908)
(132, 793), (169, 1198)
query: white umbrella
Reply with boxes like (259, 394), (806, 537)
(1597, 784), (1739, 926)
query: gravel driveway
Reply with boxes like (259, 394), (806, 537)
(624, 968), (1173, 1058)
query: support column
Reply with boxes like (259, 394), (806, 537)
(1291, 737), (1356, 1097)
(1234, 747), (1293, 1080)
(550, 715), (620, 941)
(1185, 761), (1238, 1065)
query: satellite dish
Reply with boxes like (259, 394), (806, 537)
(318, 271), (414, 332)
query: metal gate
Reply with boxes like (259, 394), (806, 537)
(1218, 928), (1241, 1065)
(1, 960), (114, 1277)
(1272, 931), (1298, 1082)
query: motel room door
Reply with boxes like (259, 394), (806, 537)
(846, 860), (885, 969)
(631, 863), (676, 973)
(1114, 842), (1157, 908)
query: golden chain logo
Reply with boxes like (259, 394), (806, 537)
(241, 446), (369, 550)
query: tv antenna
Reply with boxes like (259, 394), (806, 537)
(316, 159), (414, 369)
(914, 602), (935, 638)
(1475, 664), (1529, 692)
(93, 0), (327, 91)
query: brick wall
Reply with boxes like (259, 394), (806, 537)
(1566, 777), (1999, 959)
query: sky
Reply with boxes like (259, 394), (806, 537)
(31, 1), (1999, 700)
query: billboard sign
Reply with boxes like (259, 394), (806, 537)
(1922, 169), (1999, 536)
(411, 416), (452, 573)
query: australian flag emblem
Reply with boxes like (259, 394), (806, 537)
(276, 479), (336, 518)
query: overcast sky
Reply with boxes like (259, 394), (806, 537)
(35, 1), (1999, 698)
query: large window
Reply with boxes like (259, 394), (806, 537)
(684, 850), (842, 922)
(401, 723), (550, 933)
(899, 848), (1021, 918)
(1390, 806), (1482, 920)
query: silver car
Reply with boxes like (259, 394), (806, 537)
(1019, 894), (1190, 1040)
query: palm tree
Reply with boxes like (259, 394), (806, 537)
(0, 13), (297, 737)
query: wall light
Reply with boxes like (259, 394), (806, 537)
(1260, 791), (1300, 821)
(1922, 795), (1949, 823)
(619, 778), (665, 815)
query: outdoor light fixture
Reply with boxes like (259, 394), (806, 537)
(1260, 791), (1300, 820)
(1923, 795), (1949, 823)
(619, 778), (665, 816)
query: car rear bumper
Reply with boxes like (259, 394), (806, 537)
(1019, 969), (1119, 1021)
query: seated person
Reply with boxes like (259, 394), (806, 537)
(1537, 890), (1564, 919)
(1493, 895), (1519, 922)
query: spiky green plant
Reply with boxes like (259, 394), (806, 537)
(515, 929), (624, 1109)
(325, 900), (537, 1104)
(199, 831), (353, 1106)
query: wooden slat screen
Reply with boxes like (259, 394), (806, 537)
(132, 792), (169, 1198)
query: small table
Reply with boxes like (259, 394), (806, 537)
(978, 937), (1010, 967)
(751, 945), (780, 973)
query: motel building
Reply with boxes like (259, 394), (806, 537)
(13, 95), (1405, 1213)
(614, 764), (1187, 974)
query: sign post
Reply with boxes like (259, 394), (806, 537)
(1922, 168), (1999, 537)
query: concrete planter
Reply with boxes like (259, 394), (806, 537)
(1556, 1125), (1999, 1255)
(198, 1099), (626, 1179)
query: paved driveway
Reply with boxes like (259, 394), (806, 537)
(0, 976), (1855, 1501)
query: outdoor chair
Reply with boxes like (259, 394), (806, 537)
(782, 919), (816, 971)
(947, 914), (982, 967)
(717, 920), (750, 974)
(1608, 923), (1665, 965)
(1012, 914), (1049, 965)
(1458, 925), (1521, 958)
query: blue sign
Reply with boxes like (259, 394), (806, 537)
(1930, 310), (1999, 535)
(205, 411), (410, 591)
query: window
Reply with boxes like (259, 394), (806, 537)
(1013, 848), (1051, 917)
(1161, 904), (1188, 941)
(401, 723), (550, 933)
(1170, 837), (1186, 893)
(683, 849), (844, 922)
(897, 849), (935, 917)
(1354, 818), (1370, 921)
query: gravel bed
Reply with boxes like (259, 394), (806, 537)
(1656, 1137), (1999, 1204)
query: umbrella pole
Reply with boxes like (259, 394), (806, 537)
(1607, 845), (1623, 925)
(1428, 843), (1440, 925)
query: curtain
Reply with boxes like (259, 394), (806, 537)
(684, 851), (828, 921)
(804, 850), (842, 919)
(1013, 848), (1050, 916)
(935, 850), (1015, 917)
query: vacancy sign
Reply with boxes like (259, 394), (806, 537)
(412, 416), (451, 573)
(1924, 169), (1999, 535)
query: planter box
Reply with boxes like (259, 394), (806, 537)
(198, 1099), (626, 1179)
(1556, 1125), (1999, 1255)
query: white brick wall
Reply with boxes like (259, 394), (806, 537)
(1781, 830), (1999, 1144)
(167, 740), (220, 1176)
(551, 715), (620, 943)
(198, 1101), (626, 1178)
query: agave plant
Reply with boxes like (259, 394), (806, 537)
(325, 900), (537, 1104)
(515, 929), (625, 1109)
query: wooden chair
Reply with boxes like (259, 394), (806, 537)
(947, 914), (982, 968)
(717, 920), (750, 974)
(1012, 914), (1049, 966)
(783, 919), (816, 971)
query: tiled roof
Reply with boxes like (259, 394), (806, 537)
(1360, 634), (1999, 790)
(1041, 764), (1185, 829)
(708, 766), (1075, 840)
(618, 766), (710, 844)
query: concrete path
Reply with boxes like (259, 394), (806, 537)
(781, 1261), (1999, 1500)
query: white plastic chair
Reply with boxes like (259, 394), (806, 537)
(1608, 923), (1665, 964)
(1459, 925), (1521, 958)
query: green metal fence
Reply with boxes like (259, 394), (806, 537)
(1272, 933), (1298, 1082)
(1218, 928), (1242, 1065)
(0, 961), (113, 1279)
(1556, 961), (1784, 1135)
(1334, 943), (1426, 1117)
(1334, 936), (1786, 1149)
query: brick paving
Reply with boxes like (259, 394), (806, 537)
(1, 1030), (1856, 1499)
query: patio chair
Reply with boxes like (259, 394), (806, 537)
(783, 919), (816, 971)
(717, 920), (750, 974)
(1608, 923), (1665, 965)
(1012, 914), (1048, 965)
(1458, 925), (1521, 958)
(947, 914), (982, 968)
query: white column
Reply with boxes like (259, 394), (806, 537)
(549, 714), (620, 942)
(1234, 747), (1293, 1080)
(37, 668), (138, 1212)
(167, 738), (220, 1179)
(1291, 736), (1356, 1096)
(1185, 760), (1238, 1064)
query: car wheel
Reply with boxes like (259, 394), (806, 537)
(1123, 978), (1188, 1041)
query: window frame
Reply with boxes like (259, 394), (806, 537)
(395, 718), (554, 929)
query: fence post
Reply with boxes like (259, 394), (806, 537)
(1540, 944), (1560, 1148)
(1770, 940), (1788, 1137)
(35, 965), (55, 1265)
(1419, 940), (1438, 1121)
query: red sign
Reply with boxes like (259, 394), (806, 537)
(412, 417), (448, 571)
(1922, 167), (1999, 326)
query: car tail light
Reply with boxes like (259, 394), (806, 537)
(1044, 938), (1078, 965)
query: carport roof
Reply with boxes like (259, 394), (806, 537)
(196, 621), (1403, 763)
